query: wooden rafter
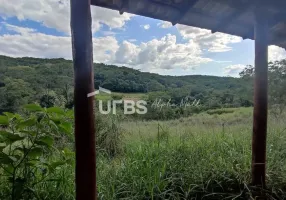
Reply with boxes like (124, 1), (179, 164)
(260, 0), (286, 13)
(119, 0), (128, 15)
(171, 0), (200, 25)
(212, 1), (252, 33)
(91, 0), (286, 49)
(240, 12), (286, 40)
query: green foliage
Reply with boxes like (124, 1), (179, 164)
(95, 111), (123, 157)
(0, 105), (74, 200)
(206, 108), (235, 115)
(0, 55), (253, 115)
(0, 78), (34, 113)
(40, 94), (57, 108)
(240, 59), (286, 113)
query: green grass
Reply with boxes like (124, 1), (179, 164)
(97, 107), (286, 199)
(3, 107), (286, 199)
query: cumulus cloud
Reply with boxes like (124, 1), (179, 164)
(224, 64), (246, 77)
(141, 24), (150, 30)
(115, 41), (139, 64)
(0, 0), (132, 34)
(176, 25), (242, 52)
(269, 45), (286, 62)
(158, 21), (172, 29)
(0, 23), (119, 63)
(114, 34), (212, 71)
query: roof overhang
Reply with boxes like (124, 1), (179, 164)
(91, 0), (286, 49)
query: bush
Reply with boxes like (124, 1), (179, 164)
(0, 104), (74, 200)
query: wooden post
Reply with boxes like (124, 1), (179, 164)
(71, 0), (96, 199)
(251, 6), (268, 187)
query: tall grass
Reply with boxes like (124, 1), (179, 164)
(3, 107), (286, 199)
(97, 107), (286, 199)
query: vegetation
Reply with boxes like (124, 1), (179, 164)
(1, 55), (286, 199)
(0, 105), (75, 199)
(97, 107), (286, 199)
(2, 106), (286, 199)
(0, 55), (253, 116)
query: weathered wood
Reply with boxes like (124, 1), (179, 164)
(251, 6), (268, 187)
(171, 0), (200, 25)
(212, 1), (252, 34)
(70, 0), (96, 199)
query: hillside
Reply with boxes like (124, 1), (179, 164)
(0, 55), (253, 113)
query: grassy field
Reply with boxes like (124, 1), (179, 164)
(2, 107), (286, 199)
(97, 107), (286, 199)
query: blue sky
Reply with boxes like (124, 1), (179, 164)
(0, 0), (285, 77)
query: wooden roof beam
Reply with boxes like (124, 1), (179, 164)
(270, 33), (286, 46)
(212, 1), (252, 34)
(260, 0), (286, 13)
(268, 13), (286, 29)
(171, 0), (200, 26)
(118, 0), (128, 15)
(246, 13), (286, 40)
(91, 0), (285, 47)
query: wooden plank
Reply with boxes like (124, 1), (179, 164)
(119, 0), (128, 15)
(212, 2), (251, 34)
(242, 12), (286, 40)
(70, 0), (96, 199)
(251, 6), (268, 187)
(171, 0), (200, 25)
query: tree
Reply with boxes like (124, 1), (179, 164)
(239, 59), (286, 114)
(0, 78), (34, 113)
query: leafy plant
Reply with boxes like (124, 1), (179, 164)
(95, 111), (123, 157)
(0, 104), (74, 200)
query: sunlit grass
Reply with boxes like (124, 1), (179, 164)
(2, 107), (285, 199)
(97, 107), (286, 199)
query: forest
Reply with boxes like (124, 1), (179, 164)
(0, 55), (255, 116)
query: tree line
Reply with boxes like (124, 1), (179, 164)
(0, 55), (285, 118)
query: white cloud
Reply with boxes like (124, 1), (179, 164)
(269, 45), (286, 62)
(0, 0), (132, 34)
(224, 64), (246, 77)
(114, 34), (212, 71)
(176, 25), (242, 52)
(115, 41), (139, 64)
(92, 36), (119, 63)
(141, 24), (150, 30)
(158, 21), (172, 29)
(0, 23), (119, 63)
(4, 22), (36, 35)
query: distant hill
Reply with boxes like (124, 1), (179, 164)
(0, 55), (253, 113)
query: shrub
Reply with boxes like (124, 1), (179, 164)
(0, 104), (74, 200)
